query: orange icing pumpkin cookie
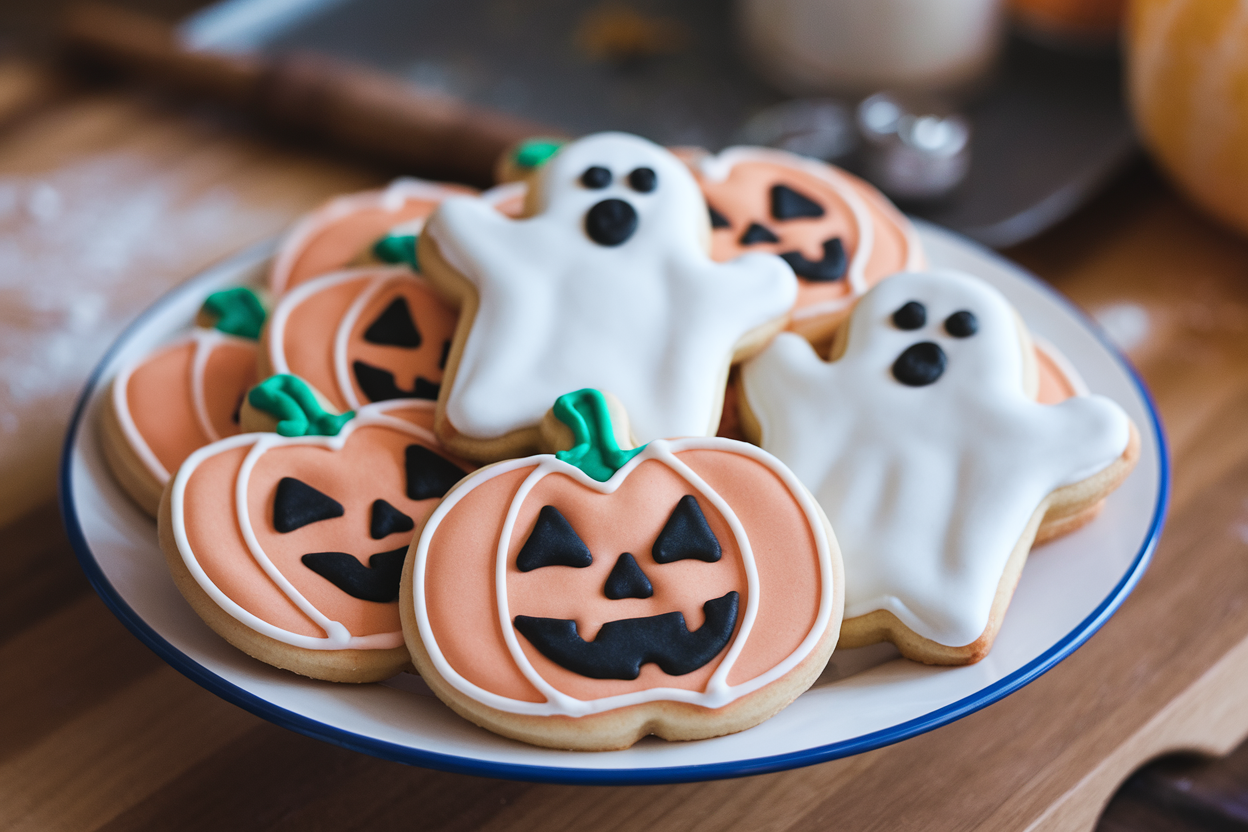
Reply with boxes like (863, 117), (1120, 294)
(261, 267), (457, 413)
(401, 389), (843, 750)
(683, 146), (926, 345)
(159, 377), (474, 683)
(102, 288), (266, 515)
(270, 178), (476, 296)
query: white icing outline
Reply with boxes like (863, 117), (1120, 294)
(269, 178), (470, 295)
(170, 399), (442, 650)
(694, 145), (924, 322)
(411, 437), (835, 717)
(113, 328), (254, 484)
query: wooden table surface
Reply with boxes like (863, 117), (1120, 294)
(4, 58), (1248, 832)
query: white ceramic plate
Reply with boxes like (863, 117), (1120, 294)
(61, 223), (1167, 784)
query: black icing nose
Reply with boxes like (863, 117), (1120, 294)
(892, 341), (946, 386)
(585, 198), (638, 247)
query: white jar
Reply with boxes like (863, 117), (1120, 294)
(737, 0), (1007, 96)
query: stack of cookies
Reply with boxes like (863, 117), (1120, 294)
(101, 132), (1138, 751)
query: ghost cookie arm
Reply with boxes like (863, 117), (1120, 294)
(421, 196), (523, 296)
(702, 252), (799, 361)
(737, 333), (827, 449)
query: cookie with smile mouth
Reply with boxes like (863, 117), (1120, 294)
(402, 389), (842, 750)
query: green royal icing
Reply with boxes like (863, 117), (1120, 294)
(514, 139), (564, 169)
(248, 375), (354, 438)
(553, 389), (644, 482)
(372, 232), (420, 271)
(201, 287), (266, 340)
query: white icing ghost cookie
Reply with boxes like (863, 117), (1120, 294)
(738, 270), (1140, 665)
(418, 131), (798, 462)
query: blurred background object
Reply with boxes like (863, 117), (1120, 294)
(1012, 0), (1128, 43)
(736, 0), (1007, 98)
(857, 92), (972, 202)
(1126, 0), (1248, 239)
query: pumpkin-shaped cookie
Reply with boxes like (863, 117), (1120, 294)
(263, 267), (457, 413)
(403, 389), (842, 750)
(270, 178), (476, 296)
(684, 146), (925, 345)
(160, 395), (473, 682)
(103, 328), (258, 515)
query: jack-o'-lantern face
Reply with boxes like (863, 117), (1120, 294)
(505, 465), (747, 695)
(685, 149), (924, 344)
(266, 268), (457, 413)
(177, 403), (470, 643)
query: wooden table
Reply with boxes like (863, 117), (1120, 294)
(4, 59), (1248, 832)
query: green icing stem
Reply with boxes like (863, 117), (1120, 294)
(248, 375), (354, 437)
(514, 139), (564, 169)
(553, 389), (643, 482)
(201, 287), (266, 340)
(372, 233), (419, 271)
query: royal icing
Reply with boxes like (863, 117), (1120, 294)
(423, 132), (798, 447)
(266, 267), (457, 413)
(740, 270), (1130, 647)
(113, 328), (257, 483)
(690, 146), (924, 335)
(411, 426), (836, 717)
(170, 399), (471, 651)
(269, 178), (475, 296)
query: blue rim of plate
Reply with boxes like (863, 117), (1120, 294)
(59, 235), (1169, 786)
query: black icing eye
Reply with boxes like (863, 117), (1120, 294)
(581, 166), (612, 189)
(771, 184), (825, 220)
(708, 205), (730, 229)
(405, 445), (466, 501)
(363, 297), (421, 347)
(652, 495), (721, 564)
(273, 477), (343, 533)
(892, 301), (927, 330)
(627, 167), (657, 193)
(369, 499), (414, 539)
(516, 505), (593, 571)
(739, 223), (779, 245)
(945, 310), (978, 338)
(604, 552), (653, 600)
(892, 342), (947, 386)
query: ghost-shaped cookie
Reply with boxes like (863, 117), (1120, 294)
(739, 269), (1138, 664)
(419, 132), (798, 461)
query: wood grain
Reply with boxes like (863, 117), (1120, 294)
(3, 62), (1248, 830)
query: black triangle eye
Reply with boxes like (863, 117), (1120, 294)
(653, 495), (721, 564)
(369, 499), (414, 539)
(363, 298), (422, 348)
(771, 184), (825, 220)
(604, 552), (653, 599)
(516, 505), (593, 571)
(273, 477), (343, 533)
(405, 445), (466, 501)
(708, 205), (730, 229)
(739, 223), (779, 245)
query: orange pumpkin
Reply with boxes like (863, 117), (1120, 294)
(1127, 0), (1248, 237)
(404, 389), (841, 749)
(269, 178), (475, 296)
(262, 267), (457, 413)
(104, 329), (257, 515)
(162, 398), (473, 682)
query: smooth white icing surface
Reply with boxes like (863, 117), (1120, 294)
(411, 436), (836, 717)
(170, 400), (438, 650)
(424, 132), (798, 444)
(741, 270), (1130, 647)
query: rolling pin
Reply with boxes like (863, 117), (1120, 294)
(59, 2), (560, 185)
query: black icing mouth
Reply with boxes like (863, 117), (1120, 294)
(779, 238), (847, 282)
(585, 198), (638, 247)
(892, 341), (947, 386)
(353, 360), (439, 402)
(513, 591), (739, 680)
(302, 546), (407, 603)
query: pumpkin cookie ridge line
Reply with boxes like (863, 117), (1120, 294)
(170, 401), (440, 650)
(410, 436), (837, 718)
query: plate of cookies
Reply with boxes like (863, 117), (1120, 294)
(62, 133), (1167, 784)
